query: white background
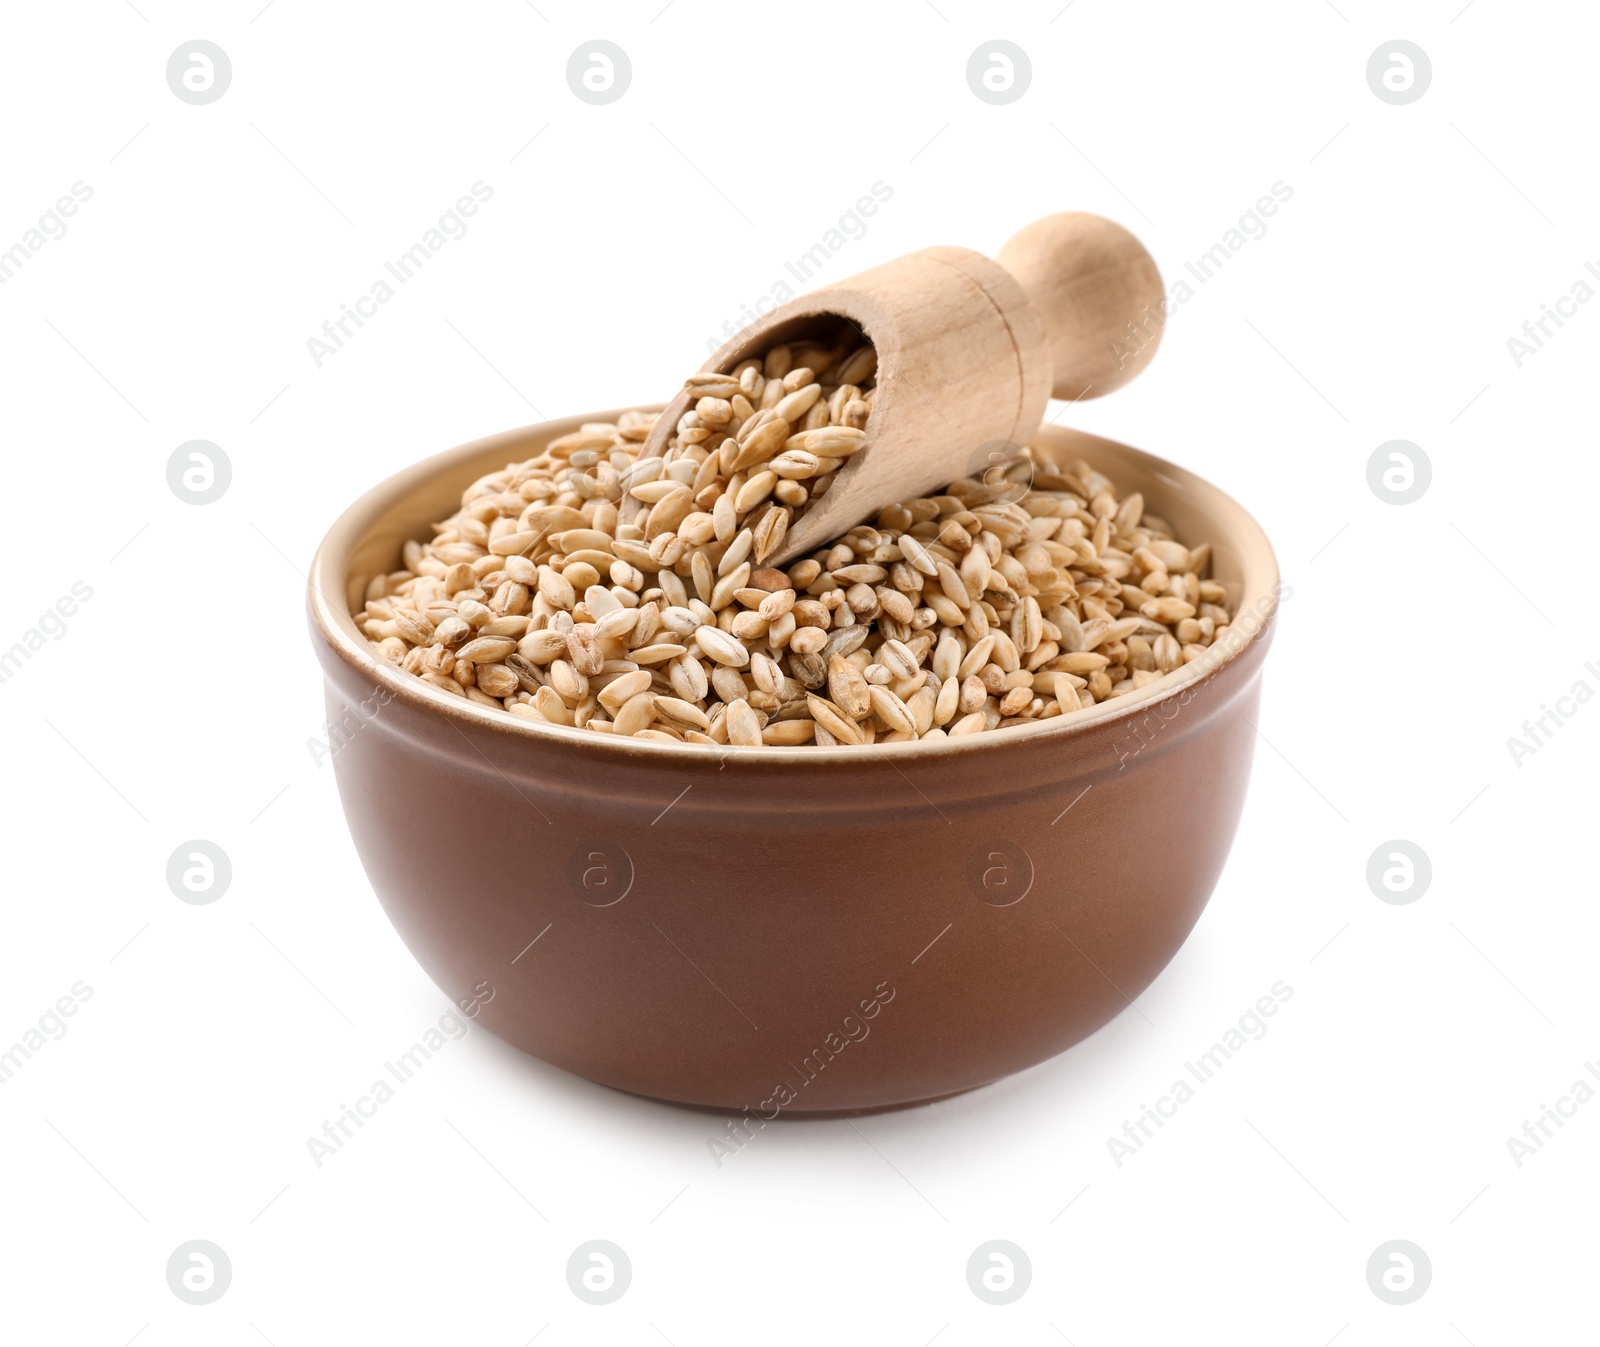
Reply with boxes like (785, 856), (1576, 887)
(2, 1), (1595, 1342)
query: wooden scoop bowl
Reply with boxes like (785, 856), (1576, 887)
(627, 212), (1166, 567)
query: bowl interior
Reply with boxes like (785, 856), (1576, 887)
(310, 409), (1280, 756)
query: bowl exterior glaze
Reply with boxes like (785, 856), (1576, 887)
(310, 416), (1278, 1114)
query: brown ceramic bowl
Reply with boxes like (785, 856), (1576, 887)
(308, 411), (1279, 1115)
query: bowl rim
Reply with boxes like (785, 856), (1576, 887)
(308, 408), (1281, 763)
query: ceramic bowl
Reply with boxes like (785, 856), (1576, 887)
(308, 411), (1279, 1114)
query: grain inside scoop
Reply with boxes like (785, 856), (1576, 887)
(621, 212), (1166, 567)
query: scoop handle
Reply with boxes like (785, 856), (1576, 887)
(996, 212), (1165, 401)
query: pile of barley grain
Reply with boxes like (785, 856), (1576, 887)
(354, 340), (1235, 746)
(625, 333), (875, 565)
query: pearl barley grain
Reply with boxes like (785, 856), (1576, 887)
(354, 336), (1236, 746)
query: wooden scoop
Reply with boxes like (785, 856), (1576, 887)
(629, 212), (1164, 567)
